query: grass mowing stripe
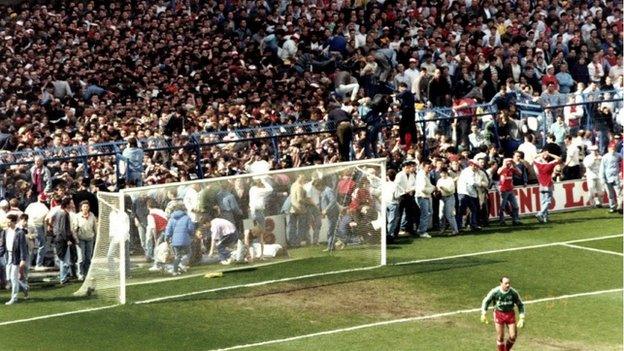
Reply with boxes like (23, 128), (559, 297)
(395, 233), (624, 266)
(211, 288), (623, 351)
(0, 304), (119, 326)
(561, 243), (624, 256)
(136, 233), (623, 305)
(127, 259), (306, 287)
(2, 234), (620, 327)
(134, 265), (382, 304)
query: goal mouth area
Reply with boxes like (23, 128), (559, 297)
(76, 159), (387, 304)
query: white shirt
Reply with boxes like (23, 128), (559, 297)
(183, 187), (199, 222)
(457, 167), (478, 197)
(304, 182), (322, 207)
(436, 177), (456, 197)
(587, 62), (604, 83)
(517, 142), (538, 164)
(404, 68), (420, 94)
(394, 170), (416, 197)
(583, 153), (601, 180)
(25, 202), (49, 227)
(415, 169), (435, 198)
(109, 210), (130, 243)
(382, 180), (397, 204)
(248, 179), (273, 211)
(210, 218), (237, 241)
(6, 227), (15, 252)
(565, 144), (580, 167)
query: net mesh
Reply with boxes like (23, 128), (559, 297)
(74, 192), (123, 303)
(78, 159), (386, 303)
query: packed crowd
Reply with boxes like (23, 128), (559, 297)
(1, 0), (624, 301)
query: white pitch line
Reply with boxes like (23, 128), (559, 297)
(127, 259), (306, 287)
(0, 305), (119, 327)
(210, 288), (624, 351)
(561, 243), (624, 257)
(136, 234), (623, 305)
(395, 234), (624, 266)
(1, 234), (621, 326)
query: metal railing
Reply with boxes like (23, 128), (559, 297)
(1, 89), (621, 184)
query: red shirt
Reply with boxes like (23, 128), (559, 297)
(541, 74), (559, 90)
(534, 160), (557, 188)
(498, 166), (520, 192)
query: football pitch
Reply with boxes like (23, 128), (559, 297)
(0, 208), (621, 351)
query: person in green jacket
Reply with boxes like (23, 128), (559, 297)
(481, 276), (525, 351)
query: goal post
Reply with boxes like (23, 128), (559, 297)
(76, 158), (387, 304)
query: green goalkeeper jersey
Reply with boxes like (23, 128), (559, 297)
(481, 287), (525, 314)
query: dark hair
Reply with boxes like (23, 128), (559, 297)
(60, 197), (72, 208)
(6, 214), (18, 223)
(127, 137), (138, 147)
(19, 213), (28, 222)
(387, 168), (397, 181)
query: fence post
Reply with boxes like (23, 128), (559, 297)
(269, 126), (280, 164)
(191, 134), (204, 179)
(113, 144), (123, 191)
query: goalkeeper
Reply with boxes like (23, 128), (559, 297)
(480, 276), (525, 351)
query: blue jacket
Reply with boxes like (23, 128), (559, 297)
(0, 227), (29, 265)
(165, 210), (195, 247)
(122, 147), (145, 173)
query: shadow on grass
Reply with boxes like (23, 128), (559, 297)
(157, 256), (502, 305)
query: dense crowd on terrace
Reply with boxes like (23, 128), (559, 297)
(0, 0), (622, 292)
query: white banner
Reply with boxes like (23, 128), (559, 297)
(487, 179), (608, 219)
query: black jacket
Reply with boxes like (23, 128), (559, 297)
(0, 227), (29, 265)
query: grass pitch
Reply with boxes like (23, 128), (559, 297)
(0, 208), (621, 351)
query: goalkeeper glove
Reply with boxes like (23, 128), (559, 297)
(517, 315), (525, 328)
(480, 313), (489, 324)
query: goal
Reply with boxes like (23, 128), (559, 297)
(75, 158), (387, 304)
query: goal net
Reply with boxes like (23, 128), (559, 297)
(73, 191), (126, 303)
(75, 158), (387, 304)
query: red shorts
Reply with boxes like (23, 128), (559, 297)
(494, 310), (516, 325)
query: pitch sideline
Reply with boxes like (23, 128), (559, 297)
(210, 288), (624, 351)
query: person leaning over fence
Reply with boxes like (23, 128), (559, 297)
(0, 214), (29, 305)
(533, 150), (561, 223)
(121, 137), (145, 187)
(600, 141), (623, 214)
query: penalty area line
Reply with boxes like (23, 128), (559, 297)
(560, 243), (624, 257)
(210, 288), (624, 351)
(0, 304), (119, 327)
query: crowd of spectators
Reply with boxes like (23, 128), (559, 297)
(0, 0), (622, 208)
(0, 0), (623, 293)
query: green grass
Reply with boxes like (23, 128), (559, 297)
(0, 208), (621, 350)
(572, 237), (623, 254)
